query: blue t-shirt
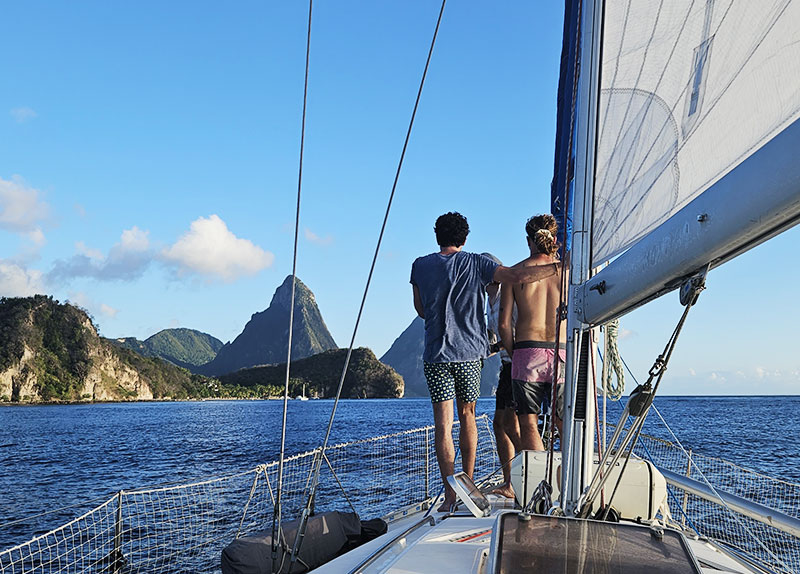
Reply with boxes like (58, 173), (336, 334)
(410, 251), (499, 363)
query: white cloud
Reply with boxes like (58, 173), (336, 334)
(48, 217), (272, 286)
(67, 291), (119, 319)
(49, 226), (153, 282)
(0, 176), (50, 243)
(67, 291), (91, 308)
(0, 260), (45, 296)
(10, 107), (37, 123)
(160, 215), (273, 281)
(665, 367), (800, 395)
(75, 241), (104, 261)
(618, 328), (635, 340)
(100, 303), (119, 318)
(304, 227), (333, 246)
(24, 228), (46, 247)
(110, 226), (150, 260)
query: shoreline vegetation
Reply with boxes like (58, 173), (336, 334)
(2, 393), (794, 406)
(0, 395), (394, 407)
(0, 295), (404, 404)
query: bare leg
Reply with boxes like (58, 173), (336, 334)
(518, 413), (545, 451)
(432, 400), (456, 511)
(492, 407), (520, 498)
(456, 399), (477, 480)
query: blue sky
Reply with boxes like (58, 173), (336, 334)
(2, 1), (798, 395)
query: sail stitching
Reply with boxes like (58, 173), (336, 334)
(594, 0), (698, 258)
(594, 0), (734, 258)
(596, 0), (669, 200)
(596, 1), (795, 261)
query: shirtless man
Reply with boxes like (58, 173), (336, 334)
(499, 214), (566, 451)
(483, 254), (520, 500)
(411, 212), (559, 511)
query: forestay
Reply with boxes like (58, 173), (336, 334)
(593, 0), (800, 265)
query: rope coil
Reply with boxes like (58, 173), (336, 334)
(602, 318), (625, 401)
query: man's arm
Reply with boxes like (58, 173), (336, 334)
(498, 285), (515, 359)
(493, 262), (558, 284)
(412, 284), (425, 319)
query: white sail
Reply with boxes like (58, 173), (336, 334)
(593, 0), (800, 264)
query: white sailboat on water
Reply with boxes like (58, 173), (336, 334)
(2, 1), (800, 573)
(273, 0), (800, 571)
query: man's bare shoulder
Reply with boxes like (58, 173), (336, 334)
(511, 257), (536, 268)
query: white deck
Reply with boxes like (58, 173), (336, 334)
(312, 495), (763, 574)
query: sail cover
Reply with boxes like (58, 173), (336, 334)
(592, 0), (800, 264)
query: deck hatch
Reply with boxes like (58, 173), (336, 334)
(494, 514), (701, 573)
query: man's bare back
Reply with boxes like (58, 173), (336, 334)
(499, 256), (565, 349)
(497, 214), (566, 453)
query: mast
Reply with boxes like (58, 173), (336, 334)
(561, 0), (603, 515)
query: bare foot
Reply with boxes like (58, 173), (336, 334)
(491, 482), (515, 499)
(437, 497), (457, 512)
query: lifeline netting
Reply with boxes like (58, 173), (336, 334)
(634, 432), (800, 574)
(0, 415), (497, 574)
(4, 414), (799, 574)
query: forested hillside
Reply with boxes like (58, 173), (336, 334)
(0, 296), (218, 402)
(219, 347), (404, 399)
(114, 328), (223, 370)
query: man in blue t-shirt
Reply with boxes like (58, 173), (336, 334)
(410, 212), (559, 511)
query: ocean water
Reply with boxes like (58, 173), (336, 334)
(0, 396), (798, 550)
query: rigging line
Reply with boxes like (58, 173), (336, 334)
(583, 298), (695, 516)
(626, 398), (790, 570)
(611, 348), (788, 566)
(644, 451), (701, 535)
(0, 493), (117, 531)
(647, 406), (791, 570)
(288, 0), (447, 565)
(272, 0), (313, 570)
(322, 453), (359, 516)
(590, 333), (606, 509)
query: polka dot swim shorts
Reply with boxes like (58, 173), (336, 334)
(423, 360), (482, 403)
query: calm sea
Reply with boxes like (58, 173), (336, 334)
(1, 396), (798, 549)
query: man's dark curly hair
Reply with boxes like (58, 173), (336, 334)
(434, 212), (470, 247)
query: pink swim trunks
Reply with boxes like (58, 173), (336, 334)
(511, 341), (566, 416)
(511, 341), (566, 384)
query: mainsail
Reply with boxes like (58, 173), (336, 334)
(556, 0), (800, 512)
(556, 0), (800, 327)
(594, 0), (800, 266)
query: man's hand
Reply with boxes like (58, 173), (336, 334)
(493, 262), (558, 285)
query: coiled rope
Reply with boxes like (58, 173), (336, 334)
(602, 318), (625, 401)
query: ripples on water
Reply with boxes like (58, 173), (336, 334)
(1, 396), (798, 549)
